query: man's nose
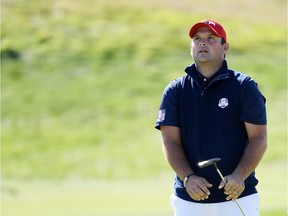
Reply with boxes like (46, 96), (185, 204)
(200, 40), (206, 46)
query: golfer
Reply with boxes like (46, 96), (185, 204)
(155, 19), (267, 216)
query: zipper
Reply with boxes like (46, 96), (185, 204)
(201, 74), (230, 96)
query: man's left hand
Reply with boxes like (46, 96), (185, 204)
(218, 172), (245, 201)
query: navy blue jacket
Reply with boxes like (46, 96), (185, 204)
(155, 61), (266, 203)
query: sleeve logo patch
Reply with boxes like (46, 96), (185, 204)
(157, 109), (166, 122)
(218, 98), (229, 109)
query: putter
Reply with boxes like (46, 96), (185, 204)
(198, 158), (246, 216)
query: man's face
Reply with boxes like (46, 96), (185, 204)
(190, 27), (229, 63)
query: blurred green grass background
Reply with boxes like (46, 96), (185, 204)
(1, 0), (287, 215)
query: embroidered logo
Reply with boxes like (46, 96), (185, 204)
(218, 98), (229, 109)
(157, 109), (166, 122)
(207, 21), (216, 26)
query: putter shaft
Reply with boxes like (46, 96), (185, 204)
(213, 164), (246, 216)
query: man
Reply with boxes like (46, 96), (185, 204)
(155, 19), (267, 216)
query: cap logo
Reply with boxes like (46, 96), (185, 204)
(206, 21), (216, 26)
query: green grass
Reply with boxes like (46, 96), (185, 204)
(3, 179), (173, 216)
(1, 0), (287, 215)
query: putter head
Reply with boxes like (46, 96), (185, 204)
(198, 158), (221, 168)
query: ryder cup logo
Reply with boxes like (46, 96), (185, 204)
(218, 98), (229, 109)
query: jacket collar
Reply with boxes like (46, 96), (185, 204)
(184, 60), (230, 83)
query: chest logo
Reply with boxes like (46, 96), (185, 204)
(218, 98), (229, 109)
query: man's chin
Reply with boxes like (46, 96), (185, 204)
(195, 58), (210, 64)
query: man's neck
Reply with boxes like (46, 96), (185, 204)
(195, 61), (223, 78)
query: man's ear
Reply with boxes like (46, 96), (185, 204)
(223, 42), (229, 53)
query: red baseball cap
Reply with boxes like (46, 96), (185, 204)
(189, 19), (227, 42)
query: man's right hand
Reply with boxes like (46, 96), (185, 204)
(185, 175), (212, 201)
